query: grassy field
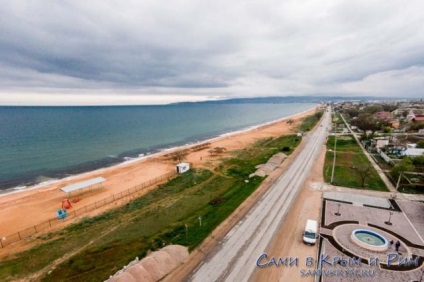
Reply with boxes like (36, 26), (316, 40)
(323, 135), (388, 191)
(298, 111), (323, 132)
(0, 134), (302, 281)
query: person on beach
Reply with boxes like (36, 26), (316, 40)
(389, 240), (394, 250)
(395, 240), (401, 252)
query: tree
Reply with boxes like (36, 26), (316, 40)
(411, 155), (424, 166)
(345, 108), (359, 118)
(417, 140), (424, 148)
(350, 113), (381, 138)
(314, 111), (323, 119)
(208, 147), (227, 155)
(390, 158), (415, 180)
(383, 126), (392, 133)
(360, 105), (384, 114)
(172, 150), (188, 162)
(402, 110), (409, 118)
(352, 163), (372, 187)
(382, 104), (397, 112)
(409, 123), (424, 131)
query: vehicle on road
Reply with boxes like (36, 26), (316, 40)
(303, 219), (318, 245)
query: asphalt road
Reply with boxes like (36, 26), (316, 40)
(188, 108), (331, 282)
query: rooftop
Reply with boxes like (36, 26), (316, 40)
(60, 177), (106, 193)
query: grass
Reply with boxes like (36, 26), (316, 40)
(323, 135), (388, 191)
(298, 111), (323, 132)
(0, 134), (302, 282)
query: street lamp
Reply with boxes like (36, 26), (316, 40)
(385, 212), (393, 225)
(335, 203), (341, 216)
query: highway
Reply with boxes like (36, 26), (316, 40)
(188, 107), (331, 282)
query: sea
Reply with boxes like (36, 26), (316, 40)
(0, 102), (315, 191)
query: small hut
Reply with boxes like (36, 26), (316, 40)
(175, 163), (190, 174)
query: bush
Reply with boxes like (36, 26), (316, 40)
(281, 146), (290, 152)
(209, 197), (224, 205)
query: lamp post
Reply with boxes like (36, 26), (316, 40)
(335, 203), (341, 216)
(385, 212), (393, 225)
(198, 216), (202, 227)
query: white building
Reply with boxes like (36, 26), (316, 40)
(176, 162), (190, 174)
(401, 148), (424, 158)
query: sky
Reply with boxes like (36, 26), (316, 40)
(1, 0), (424, 105)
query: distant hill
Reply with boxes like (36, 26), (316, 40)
(173, 95), (383, 105)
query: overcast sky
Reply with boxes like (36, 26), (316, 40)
(1, 1), (423, 105)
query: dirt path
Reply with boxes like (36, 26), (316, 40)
(26, 225), (120, 282)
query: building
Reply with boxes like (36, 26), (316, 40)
(400, 148), (424, 158)
(374, 111), (393, 121)
(411, 114), (424, 124)
(387, 119), (400, 129)
(175, 162), (190, 174)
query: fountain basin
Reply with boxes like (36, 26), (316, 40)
(351, 229), (389, 252)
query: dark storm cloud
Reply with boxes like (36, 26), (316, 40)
(0, 0), (424, 105)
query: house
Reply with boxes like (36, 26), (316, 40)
(387, 119), (400, 129)
(411, 115), (424, 124)
(370, 138), (390, 149)
(376, 139), (390, 149)
(175, 162), (190, 174)
(400, 148), (424, 158)
(374, 111), (393, 121)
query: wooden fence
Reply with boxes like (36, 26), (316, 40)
(0, 171), (176, 248)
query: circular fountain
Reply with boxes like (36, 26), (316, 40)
(350, 229), (389, 252)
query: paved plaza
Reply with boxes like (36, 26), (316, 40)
(317, 192), (424, 282)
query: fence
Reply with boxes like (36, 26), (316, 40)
(0, 171), (176, 248)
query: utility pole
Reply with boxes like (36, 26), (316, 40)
(331, 114), (337, 184)
(395, 172), (402, 191)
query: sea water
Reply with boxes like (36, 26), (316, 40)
(0, 102), (315, 190)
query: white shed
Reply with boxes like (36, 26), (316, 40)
(176, 162), (190, 174)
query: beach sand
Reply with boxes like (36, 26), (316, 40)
(0, 107), (316, 252)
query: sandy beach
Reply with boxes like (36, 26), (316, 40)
(0, 107), (316, 251)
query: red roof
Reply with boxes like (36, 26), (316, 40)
(374, 111), (393, 120)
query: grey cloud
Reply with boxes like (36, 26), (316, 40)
(0, 0), (424, 105)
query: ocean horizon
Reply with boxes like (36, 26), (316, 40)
(0, 102), (316, 191)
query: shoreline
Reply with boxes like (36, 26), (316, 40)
(0, 105), (317, 198)
(0, 105), (317, 241)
